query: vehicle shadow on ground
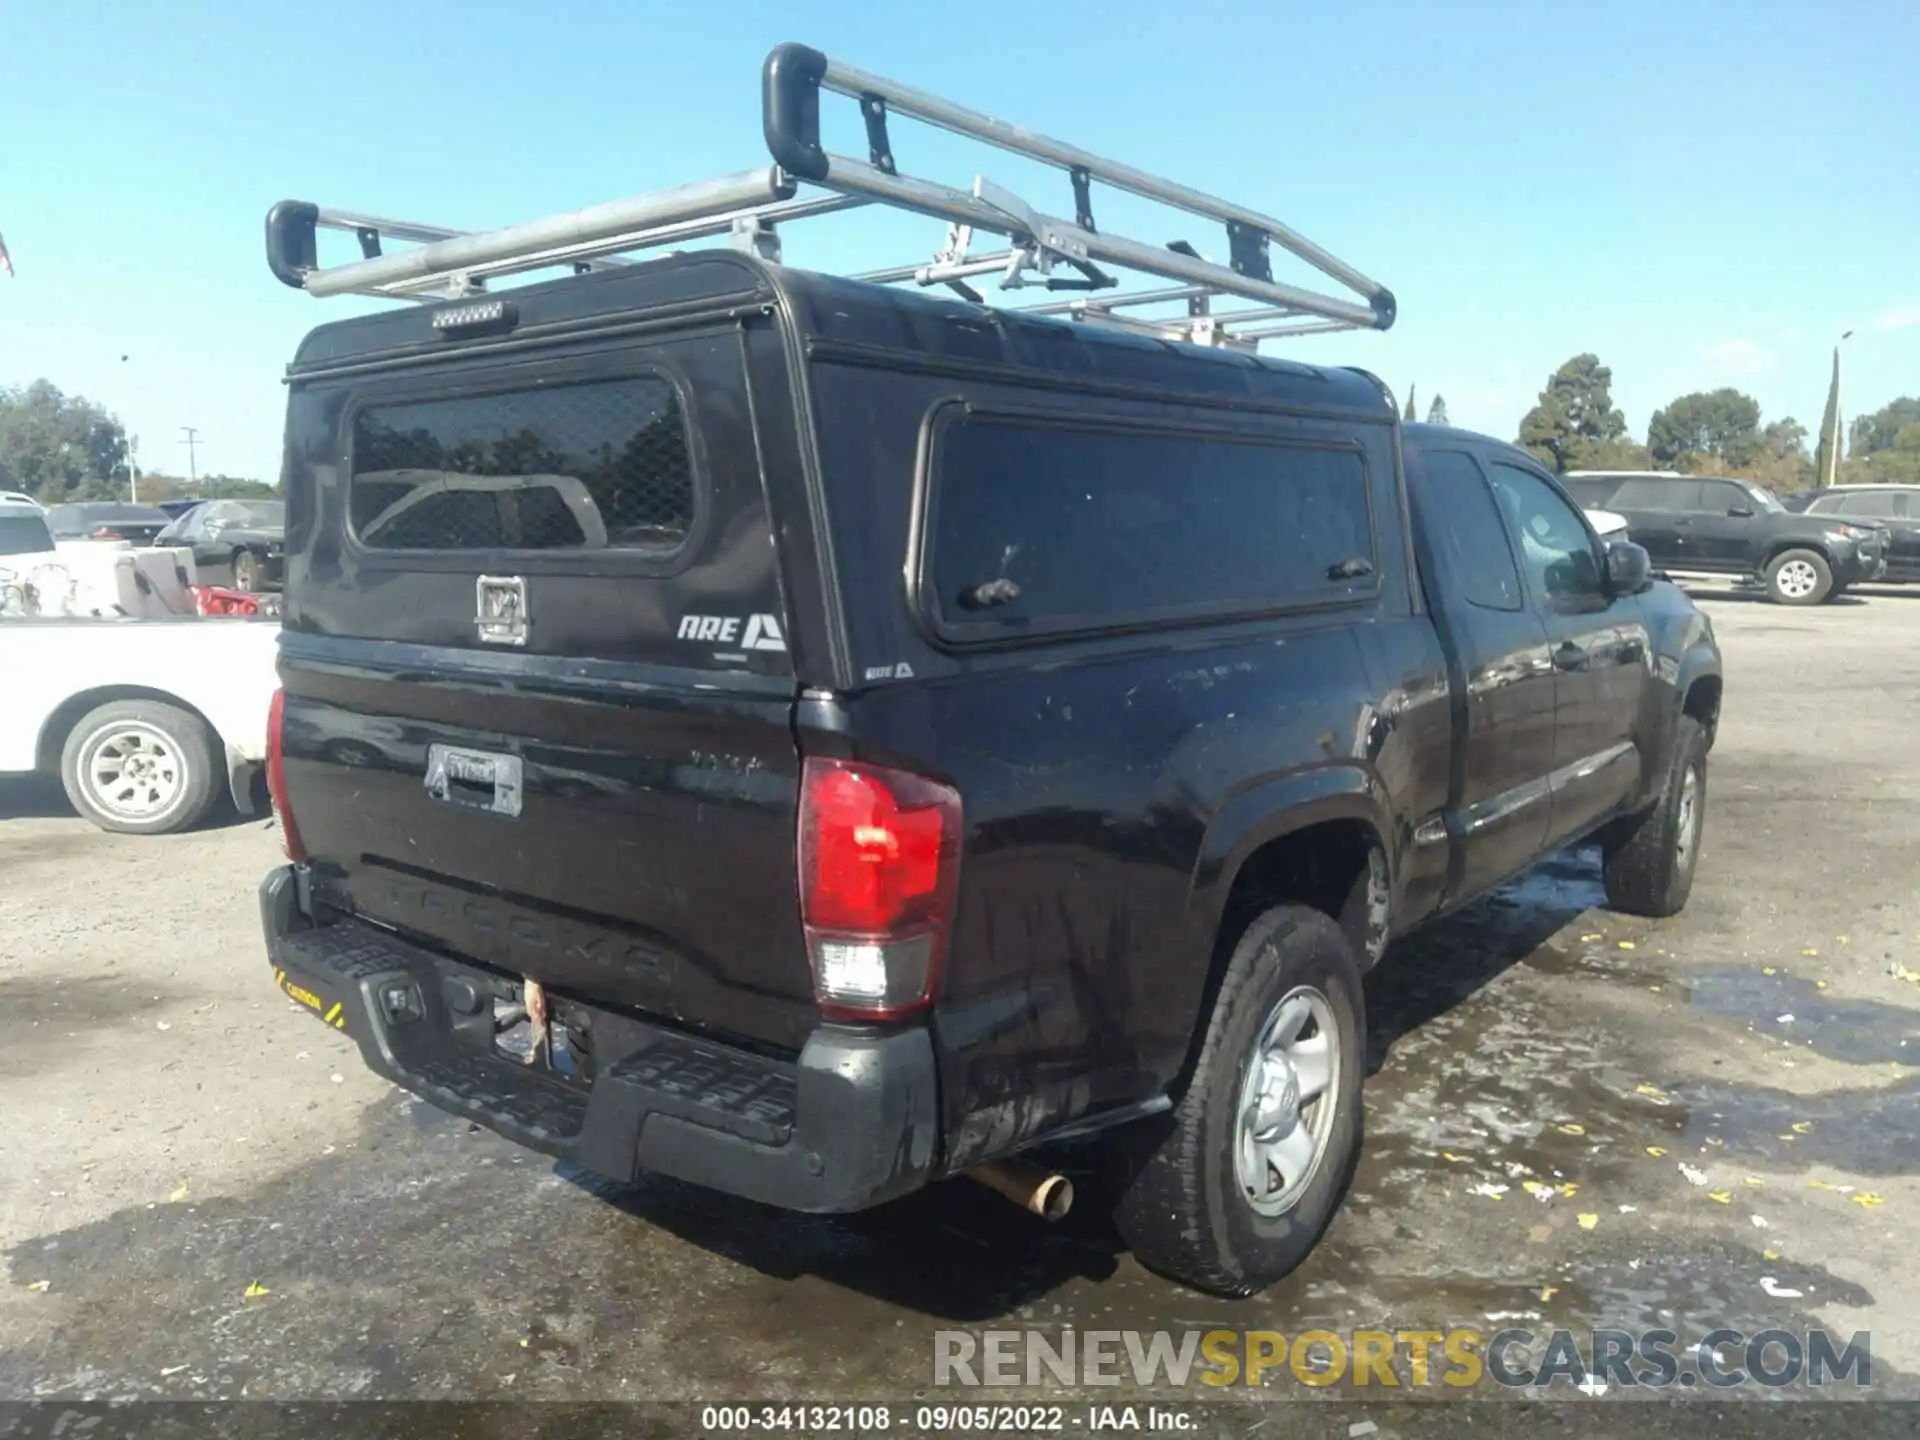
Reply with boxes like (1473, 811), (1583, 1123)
(0, 774), (73, 820)
(571, 849), (1611, 1320)
(1363, 847), (1607, 1074)
(0, 773), (265, 832)
(1685, 589), (1870, 607)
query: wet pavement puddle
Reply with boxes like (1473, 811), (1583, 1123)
(7, 847), (1916, 1399)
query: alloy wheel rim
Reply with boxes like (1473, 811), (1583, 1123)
(86, 724), (184, 819)
(1674, 764), (1702, 870)
(1777, 560), (1818, 598)
(1234, 985), (1340, 1217)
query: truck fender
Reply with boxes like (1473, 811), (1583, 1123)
(1190, 761), (1394, 956)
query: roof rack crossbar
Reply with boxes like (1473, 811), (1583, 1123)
(789, 49), (1389, 311)
(266, 43), (1396, 347)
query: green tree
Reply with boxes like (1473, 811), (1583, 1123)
(1517, 354), (1628, 471)
(1646, 388), (1763, 469)
(0, 380), (132, 502)
(1840, 421), (1920, 485)
(1744, 417), (1813, 493)
(140, 472), (278, 501)
(1426, 394), (1449, 426)
(1847, 397), (1920, 456)
(1403, 384), (1418, 422)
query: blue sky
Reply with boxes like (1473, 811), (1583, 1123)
(2, 0), (1915, 485)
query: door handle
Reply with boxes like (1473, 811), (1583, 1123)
(1552, 641), (1585, 672)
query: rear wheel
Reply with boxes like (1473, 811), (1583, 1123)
(59, 699), (220, 835)
(1110, 904), (1365, 1296)
(1764, 549), (1832, 605)
(1602, 714), (1707, 917)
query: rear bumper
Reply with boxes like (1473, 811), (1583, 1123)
(260, 866), (939, 1212)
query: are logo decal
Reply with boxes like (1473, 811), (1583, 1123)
(677, 613), (787, 653)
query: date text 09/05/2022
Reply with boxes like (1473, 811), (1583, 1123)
(699, 1405), (1195, 1432)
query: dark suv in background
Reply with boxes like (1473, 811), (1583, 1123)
(1783, 485), (1920, 583)
(1563, 471), (1887, 605)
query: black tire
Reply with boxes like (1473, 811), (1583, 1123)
(1764, 548), (1832, 606)
(1602, 714), (1707, 918)
(1109, 904), (1365, 1296)
(59, 699), (221, 835)
(232, 549), (261, 592)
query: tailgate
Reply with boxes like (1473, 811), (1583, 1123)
(277, 323), (817, 1053)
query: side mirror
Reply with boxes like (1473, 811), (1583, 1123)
(1606, 539), (1653, 595)
(1727, 505), (1755, 518)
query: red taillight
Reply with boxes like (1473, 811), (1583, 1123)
(266, 687), (308, 862)
(798, 757), (962, 1020)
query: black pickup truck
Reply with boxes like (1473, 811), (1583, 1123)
(256, 58), (1722, 1298)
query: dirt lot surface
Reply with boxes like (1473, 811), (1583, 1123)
(2, 585), (1916, 1425)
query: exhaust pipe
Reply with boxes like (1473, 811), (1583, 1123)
(969, 1159), (1074, 1221)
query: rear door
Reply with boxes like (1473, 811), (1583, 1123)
(1606, 478), (1697, 567)
(1686, 479), (1761, 570)
(277, 319), (822, 1053)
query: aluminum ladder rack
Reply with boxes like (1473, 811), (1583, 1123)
(265, 42), (1395, 350)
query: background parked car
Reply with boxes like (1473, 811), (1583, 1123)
(1, 491), (45, 513)
(1562, 470), (1886, 605)
(156, 499), (207, 520)
(1781, 484), (1920, 583)
(0, 507), (57, 563)
(1585, 507), (1629, 539)
(154, 499), (286, 591)
(44, 502), (173, 545)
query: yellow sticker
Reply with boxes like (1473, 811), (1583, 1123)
(1762, 967), (1777, 976)
(1617, 941), (1636, 951)
(1577, 1213), (1599, 1230)
(243, 1282), (271, 1300)
(1558, 1123), (1586, 1136)
(1635, 1084), (1670, 1100)
(1441, 1151), (1472, 1163)
(1540, 1285), (1558, 1301)
(1558, 1183), (1579, 1197)
(1802, 949), (1819, 957)
(1707, 1190), (1733, 1204)
(1852, 1193), (1886, 1209)
(1791, 1122), (1814, 1135)
(168, 1184), (189, 1203)
(1763, 1248), (1781, 1260)
(1743, 1177), (1765, 1187)
(27, 1280), (50, 1292)
(1646, 1146), (1669, 1158)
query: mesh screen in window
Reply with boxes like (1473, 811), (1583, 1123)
(350, 377), (694, 551)
(929, 417), (1374, 631)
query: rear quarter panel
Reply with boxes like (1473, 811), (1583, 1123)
(800, 357), (1449, 1166)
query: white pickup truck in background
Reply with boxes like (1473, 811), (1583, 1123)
(0, 618), (281, 834)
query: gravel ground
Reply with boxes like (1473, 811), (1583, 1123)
(1, 584), (1916, 1425)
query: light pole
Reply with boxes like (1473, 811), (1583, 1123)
(127, 434), (140, 503)
(1830, 329), (1855, 488)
